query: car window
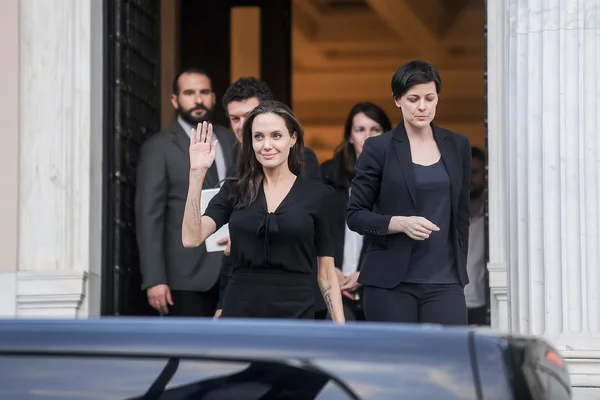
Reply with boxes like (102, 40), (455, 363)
(0, 355), (174, 399)
(313, 359), (479, 400)
(0, 355), (355, 400)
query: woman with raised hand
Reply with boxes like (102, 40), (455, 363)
(182, 100), (345, 323)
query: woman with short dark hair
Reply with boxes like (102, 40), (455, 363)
(346, 60), (472, 325)
(181, 100), (345, 323)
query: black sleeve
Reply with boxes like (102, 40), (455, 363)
(314, 186), (336, 257)
(135, 137), (168, 290)
(203, 180), (235, 231)
(457, 136), (472, 258)
(345, 138), (392, 236)
(303, 147), (322, 181)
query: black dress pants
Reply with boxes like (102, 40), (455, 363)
(468, 305), (489, 326)
(363, 283), (467, 326)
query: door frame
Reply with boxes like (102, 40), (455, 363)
(101, 0), (293, 315)
(178, 0), (292, 126)
(101, 0), (162, 316)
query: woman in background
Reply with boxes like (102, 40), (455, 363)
(320, 102), (392, 321)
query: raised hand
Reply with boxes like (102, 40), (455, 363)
(189, 121), (218, 172)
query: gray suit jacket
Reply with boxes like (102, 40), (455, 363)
(135, 121), (237, 292)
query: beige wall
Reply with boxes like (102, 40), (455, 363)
(0, 0), (19, 316)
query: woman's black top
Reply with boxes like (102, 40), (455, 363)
(320, 153), (368, 270)
(204, 176), (336, 274)
(404, 159), (459, 284)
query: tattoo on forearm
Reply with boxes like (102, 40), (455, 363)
(321, 284), (334, 317)
(190, 198), (201, 226)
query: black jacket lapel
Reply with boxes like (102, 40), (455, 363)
(392, 123), (418, 208)
(433, 123), (460, 215)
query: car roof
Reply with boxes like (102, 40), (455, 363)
(0, 317), (517, 363)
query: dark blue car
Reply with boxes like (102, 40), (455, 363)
(0, 318), (571, 399)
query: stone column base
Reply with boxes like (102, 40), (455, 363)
(15, 271), (88, 318)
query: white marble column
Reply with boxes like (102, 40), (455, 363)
(17, 0), (104, 318)
(488, 0), (600, 387)
(486, 0), (510, 333)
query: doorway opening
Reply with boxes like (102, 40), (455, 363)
(101, 0), (487, 318)
(290, 0), (486, 160)
(101, 0), (293, 316)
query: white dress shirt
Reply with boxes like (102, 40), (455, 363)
(342, 188), (363, 276)
(464, 207), (486, 308)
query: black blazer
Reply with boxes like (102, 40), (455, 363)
(320, 153), (367, 271)
(135, 121), (237, 292)
(346, 122), (471, 289)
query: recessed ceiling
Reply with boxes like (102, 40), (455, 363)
(309, 0), (369, 13)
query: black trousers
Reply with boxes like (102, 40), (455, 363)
(363, 283), (467, 326)
(166, 281), (220, 317)
(468, 305), (489, 326)
(220, 270), (314, 319)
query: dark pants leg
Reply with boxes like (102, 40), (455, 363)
(362, 285), (419, 323)
(418, 284), (468, 326)
(167, 282), (219, 317)
(363, 283), (467, 325)
(468, 306), (488, 326)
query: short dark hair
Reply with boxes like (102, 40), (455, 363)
(391, 60), (442, 100)
(471, 146), (486, 163)
(221, 77), (274, 114)
(172, 68), (212, 95)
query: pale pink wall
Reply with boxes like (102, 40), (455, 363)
(0, 0), (19, 316)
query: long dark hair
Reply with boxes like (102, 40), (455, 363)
(331, 102), (392, 188)
(232, 100), (305, 208)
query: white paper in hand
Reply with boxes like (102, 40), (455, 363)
(200, 188), (229, 252)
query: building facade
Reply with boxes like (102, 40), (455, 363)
(0, 0), (599, 390)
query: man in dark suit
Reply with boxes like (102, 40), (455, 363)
(213, 76), (322, 318)
(135, 68), (237, 317)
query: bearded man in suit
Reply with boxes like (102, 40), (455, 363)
(135, 68), (237, 317)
